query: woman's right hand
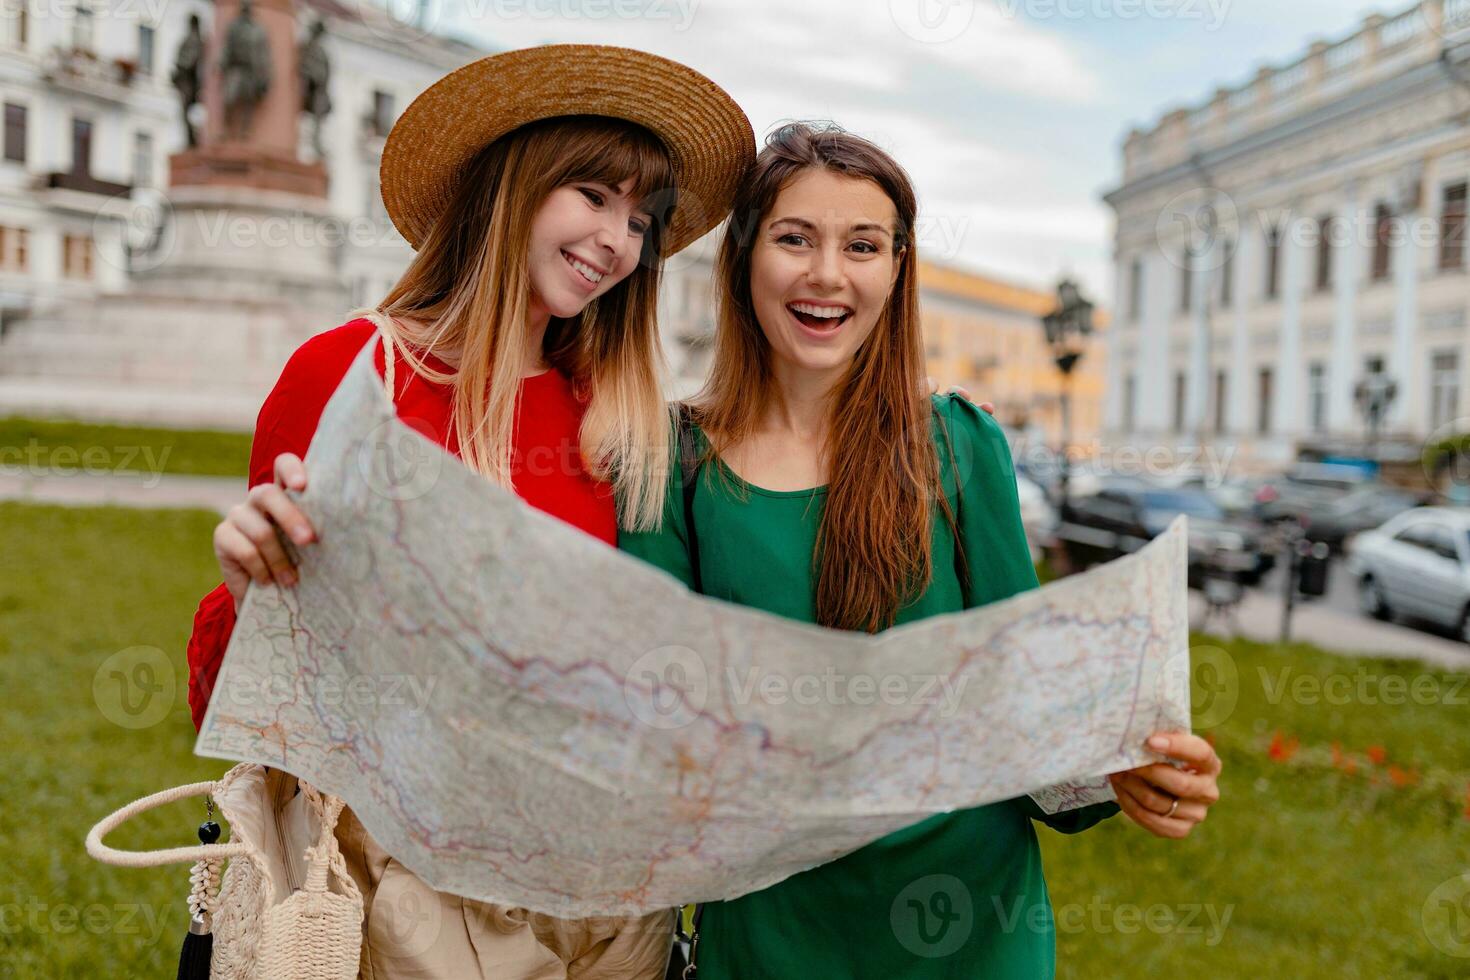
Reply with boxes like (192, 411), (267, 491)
(213, 452), (318, 613)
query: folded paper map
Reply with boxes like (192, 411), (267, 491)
(197, 337), (1193, 917)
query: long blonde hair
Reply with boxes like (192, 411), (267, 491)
(356, 115), (674, 530)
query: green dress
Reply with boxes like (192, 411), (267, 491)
(618, 394), (1119, 979)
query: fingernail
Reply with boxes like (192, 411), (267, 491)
(293, 528), (312, 544)
(1147, 735), (1169, 750)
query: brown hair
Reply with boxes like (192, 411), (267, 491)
(695, 122), (950, 631)
(357, 115), (675, 530)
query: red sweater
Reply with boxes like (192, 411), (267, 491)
(186, 318), (617, 728)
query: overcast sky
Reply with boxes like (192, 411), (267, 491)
(411, 0), (1404, 308)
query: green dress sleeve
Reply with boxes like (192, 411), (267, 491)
(939, 394), (1122, 834)
(616, 431), (697, 590)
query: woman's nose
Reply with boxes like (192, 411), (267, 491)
(807, 246), (846, 289)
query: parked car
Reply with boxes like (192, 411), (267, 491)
(1173, 474), (1273, 522)
(1303, 485), (1431, 554)
(1057, 481), (1275, 586)
(1014, 472), (1056, 563)
(1253, 463), (1375, 525)
(1346, 507), (1470, 641)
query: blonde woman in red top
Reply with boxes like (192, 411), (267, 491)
(186, 46), (752, 979)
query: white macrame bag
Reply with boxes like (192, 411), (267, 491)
(86, 762), (363, 979)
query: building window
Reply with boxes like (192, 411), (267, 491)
(132, 131), (151, 188)
(371, 90), (393, 138)
(72, 2), (93, 51)
(0, 225), (28, 271)
(1371, 202), (1393, 282)
(1315, 215), (1333, 292)
(1220, 238), (1233, 309)
(8, 0), (26, 48)
(1264, 222), (1281, 300)
(1441, 181), (1467, 272)
(1176, 370), (1187, 431)
(1364, 355), (1385, 378)
(1179, 248), (1191, 313)
(1308, 361), (1327, 433)
(4, 103), (24, 163)
(1430, 349), (1459, 431)
(71, 117), (91, 175)
(1127, 257), (1142, 324)
(1123, 373), (1136, 432)
(1213, 368), (1227, 434)
(137, 24), (154, 74)
(1257, 367), (1273, 435)
(13, 226), (26, 270)
(62, 233), (93, 279)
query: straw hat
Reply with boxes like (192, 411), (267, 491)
(379, 44), (754, 256)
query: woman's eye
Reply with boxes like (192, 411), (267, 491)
(629, 217), (649, 236)
(579, 187), (605, 207)
(776, 233), (809, 246)
(850, 241), (878, 255)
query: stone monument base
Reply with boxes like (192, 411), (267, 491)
(0, 179), (352, 429)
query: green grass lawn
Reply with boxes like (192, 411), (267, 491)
(0, 416), (251, 480)
(1044, 635), (1470, 978)
(2, 501), (1468, 977)
(0, 503), (229, 978)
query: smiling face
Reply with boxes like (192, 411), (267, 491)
(748, 168), (903, 382)
(526, 178), (653, 321)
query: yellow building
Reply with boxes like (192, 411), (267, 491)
(918, 260), (1109, 455)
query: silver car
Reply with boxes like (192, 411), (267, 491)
(1347, 507), (1470, 641)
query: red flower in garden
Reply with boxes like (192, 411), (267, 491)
(1267, 730), (1299, 763)
(1366, 745), (1387, 765)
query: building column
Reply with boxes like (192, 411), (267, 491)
(1272, 210), (1307, 441)
(1185, 241), (1213, 435)
(1103, 248), (1128, 436)
(1387, 159), (1436, 437)
(1137, 248), (1173, 434)
(1226, 218), (1256, 436)
(1328, 181), (1364, 433)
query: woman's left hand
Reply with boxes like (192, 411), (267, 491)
(1108, 731), (1222, 839)
(925, 376), (994, 416)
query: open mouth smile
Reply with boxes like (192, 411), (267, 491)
(787, 301), (853, 335)
(562, 250), (606, 287)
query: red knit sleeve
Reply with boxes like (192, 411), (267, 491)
(187, 319), (376, 729)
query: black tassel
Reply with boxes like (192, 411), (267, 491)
(176, 921), (213, 980)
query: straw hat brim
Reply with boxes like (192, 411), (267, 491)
(380, 44), (754, 257)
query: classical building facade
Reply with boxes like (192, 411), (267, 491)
(1102, 0), (1470, 471)
(0, 0), (479, 322)
(918, 261), (1108, 452)
(0, 0), (486, 424)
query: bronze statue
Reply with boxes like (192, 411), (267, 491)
(170, 14), (204, 147)
(298, 20), (331, 158)
(221, 0), (272, 142)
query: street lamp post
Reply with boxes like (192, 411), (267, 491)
(1040, 280), (1095, 517)
(1353, 371), (1398, 466)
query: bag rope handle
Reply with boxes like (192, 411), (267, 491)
(86, 781), (251, 867)
(297, 783), (363, 904)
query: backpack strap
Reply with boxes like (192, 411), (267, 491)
(675, 403), (704, 595)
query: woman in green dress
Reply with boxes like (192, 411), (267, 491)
(621, 122), (1222, 978)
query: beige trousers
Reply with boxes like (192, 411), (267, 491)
(332, 806), (674, 980)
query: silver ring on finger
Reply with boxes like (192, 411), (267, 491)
(1165, 796), (1180, 818)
